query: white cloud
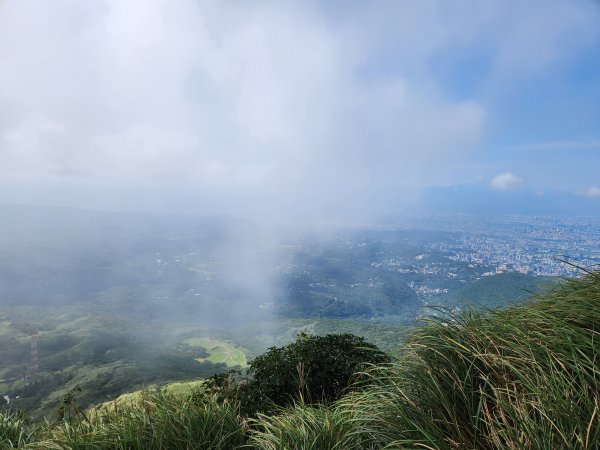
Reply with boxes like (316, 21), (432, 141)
(490, 172), (523, 190)
(0, 0), (596, 219)
(583, 186), (600, 198)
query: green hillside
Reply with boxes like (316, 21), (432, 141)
(182, 338), (247, 367)
(441, 271), (555, 307)
(2, 271), (598, 448)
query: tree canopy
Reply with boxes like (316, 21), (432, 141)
(206, 333), (390, 415)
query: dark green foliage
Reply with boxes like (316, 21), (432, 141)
(207, 333), (390, 415)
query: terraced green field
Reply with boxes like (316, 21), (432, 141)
(183, 338), (247, 368)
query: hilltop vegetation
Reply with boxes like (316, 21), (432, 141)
(2, 270), (598, 449)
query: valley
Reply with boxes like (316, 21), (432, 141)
(1, 205), (598, 419)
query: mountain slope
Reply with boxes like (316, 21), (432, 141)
(4, 270), (598, 449)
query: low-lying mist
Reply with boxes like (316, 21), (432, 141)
(0, 205), (289, 327)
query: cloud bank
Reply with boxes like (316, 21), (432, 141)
(0, 0), (597, 221)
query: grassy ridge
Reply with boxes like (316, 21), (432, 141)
(35, 390), (245, 450)
(249, 272), (600, 449)
(2, 272), (598, 448)
(343, 271), (600, 449)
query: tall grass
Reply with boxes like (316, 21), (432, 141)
(346, 272), (600, 449)
(0, 410), (36, 448)
(32, 389), (245, 450)
(249, 273), (599, 449)
(247, 402), (365, 450)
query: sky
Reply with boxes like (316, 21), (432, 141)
(0, 0), (599, 222)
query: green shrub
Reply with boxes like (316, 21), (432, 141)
(206, 333), (390, 416)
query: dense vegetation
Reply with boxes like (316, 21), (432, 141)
(1, 271), (598, 448)
(205, 333), (390, 416)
